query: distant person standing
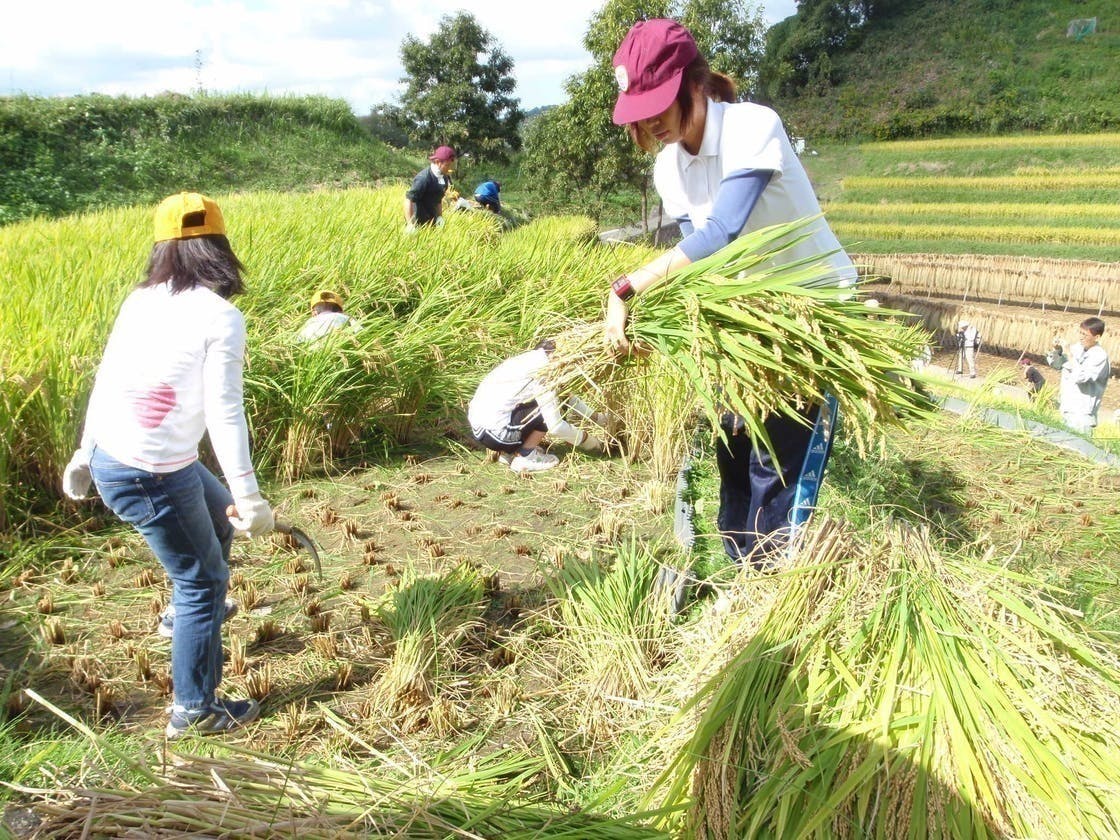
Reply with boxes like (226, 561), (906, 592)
(1059, 317), (1110, 433)
(404, 145), (456, 231)
(956, 320), (981, 378)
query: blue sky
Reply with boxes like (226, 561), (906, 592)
(2, 1), (798, 114)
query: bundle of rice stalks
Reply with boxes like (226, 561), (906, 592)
(371, 563), (488, 726)
(542, 219), (934, 459)
(15, 727), (674, 839)
(549, 540), (675, 710)
(652, 518), (1120, 839)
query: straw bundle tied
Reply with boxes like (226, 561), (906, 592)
(651, 518), (1120, 839)
(541, 219), (934, 459)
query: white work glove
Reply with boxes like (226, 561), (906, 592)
(434, 216), (446, 228)
(403, 222), (417, 235)
(227, 492), (274, 538)
(591, 412), (609, 428)
(62, 451), (92, 500)
(578, 432), (606, 455)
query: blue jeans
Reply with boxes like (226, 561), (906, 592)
(90, 449), (233, 710)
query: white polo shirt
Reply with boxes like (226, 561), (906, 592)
(653, 99), (855, 285)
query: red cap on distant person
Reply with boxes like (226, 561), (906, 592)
(611, 19), (699, 125)
(429, 145), (456, 162)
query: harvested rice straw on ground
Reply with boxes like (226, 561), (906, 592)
(650, 518), (1120, 839)
(541, 219), (934, 459)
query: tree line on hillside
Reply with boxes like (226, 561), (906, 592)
(4, 0), (1115, 227)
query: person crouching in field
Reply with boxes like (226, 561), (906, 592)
(1059, 317), (1110, 433)
(468, 339), (609, 473)
(62, 192), (274, 739)
(1019, 357), (1046, 399)
(298, 290), (360, 344)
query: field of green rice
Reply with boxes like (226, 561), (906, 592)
(2, 184), (1120, 838)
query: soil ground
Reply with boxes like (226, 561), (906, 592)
(2, 444), (677, 744)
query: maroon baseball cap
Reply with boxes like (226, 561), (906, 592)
(612, 19), (699, 125)
(429, 145), (456, 162)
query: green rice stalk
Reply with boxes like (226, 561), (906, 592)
(371, 563), (488, 722)
(650, 518), (1120, 839)
(547, 539), (676, 725)
(541, 218), (935, 462)
(11, 722), (675, 838)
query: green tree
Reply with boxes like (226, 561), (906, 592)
(397, 12), (524, 164)
(522, 0), (765, 226)
(360, 103), (411, 148)
(760, 0), (876, 99)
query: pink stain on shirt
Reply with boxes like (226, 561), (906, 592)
(134, 383), (177, 429)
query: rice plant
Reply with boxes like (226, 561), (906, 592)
(652, 518), (1120, 839)
(542, 219), (935, 461)
(371, 563), (489, 724)
(548, 539), (675, 709)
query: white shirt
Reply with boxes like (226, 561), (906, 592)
(80, 283), (259, 498)
(297, 311), (358, 343)
(467, 348), (584, 445)
(654, 100), (855, 285)
(1059, 343), (1110, 425)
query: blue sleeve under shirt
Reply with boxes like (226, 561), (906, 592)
(675, 169), (773, 262)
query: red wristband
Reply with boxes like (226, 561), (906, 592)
(611, 275), (635, 301)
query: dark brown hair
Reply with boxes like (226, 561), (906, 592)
(627, 54), (737, 153)
(1081, 316), (1106, 337)
(141, 214), (245, 299)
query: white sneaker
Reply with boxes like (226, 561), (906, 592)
(509, 449), (559, 473)
(498, 452), (515, 465)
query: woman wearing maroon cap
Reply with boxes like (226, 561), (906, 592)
(605, 18), (856, 567)
(404, 145), (456, 230)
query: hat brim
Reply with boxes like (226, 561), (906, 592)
(612, 69), (685, 126)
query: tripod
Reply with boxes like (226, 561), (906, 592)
(955, 331), (966, 376)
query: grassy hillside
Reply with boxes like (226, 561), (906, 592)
(0, 93), (418, 225)
(771, 0), (1120, 140)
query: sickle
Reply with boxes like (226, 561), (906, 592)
(275, 520), (323, 581)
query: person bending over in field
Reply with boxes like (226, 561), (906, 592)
(468, 339), (609, 473)
(62, 192), (273, 739)
(1019, 357), (1046, 400)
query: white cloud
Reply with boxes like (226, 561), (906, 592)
(2, 1), (795, 113)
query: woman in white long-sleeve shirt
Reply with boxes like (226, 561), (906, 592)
(62, 192), (273, 739)
(468, 340), (607, 473)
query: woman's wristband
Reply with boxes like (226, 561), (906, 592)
(611, 275), (636, 301)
